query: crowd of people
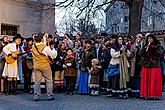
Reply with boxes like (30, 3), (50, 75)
(0, 32), (164, 101)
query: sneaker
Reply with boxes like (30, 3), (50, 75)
(33, 94), (40, 101)
(47, 95), (55, 101)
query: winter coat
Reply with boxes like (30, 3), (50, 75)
(89, 66), (102, 84)
(64, 57), (77, 77)
(80, 48), (95, 72)
(130, 43), (144, 77)
(140, 44), (161, 68)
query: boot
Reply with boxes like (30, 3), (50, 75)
(12, 80), (17, 95)
(6, 80), (12, 95)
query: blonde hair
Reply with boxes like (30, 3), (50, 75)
(91, 59), (99, 65)
(136, 34), (143, 38)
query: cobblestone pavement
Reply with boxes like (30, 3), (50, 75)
(0, 92), (165, 110)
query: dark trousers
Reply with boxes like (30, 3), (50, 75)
(65, 76), (76, 93)
(99, 69), (104, 88)
(24, 69), (32, 92)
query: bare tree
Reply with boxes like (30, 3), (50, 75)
(127, 0), (144, 36)
(53, 0), (144, 36)
(77, 18), (98, 37)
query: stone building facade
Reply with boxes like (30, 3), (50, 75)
(0, 0), (55, 39)
(105, 0), (165, 34)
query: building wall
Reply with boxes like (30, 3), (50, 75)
(105, 0), (165, 34)
(0, 0), (55, 38)
(41, 0), (55, 34)
(141, 0), (165, 32)
(105, 1), (129, 34)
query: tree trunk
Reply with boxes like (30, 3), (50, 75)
(128, 0), (144, 36)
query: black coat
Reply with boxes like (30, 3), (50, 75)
(53, 49), (66, 71)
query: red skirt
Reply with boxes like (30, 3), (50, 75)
(140, 67), (162, 98)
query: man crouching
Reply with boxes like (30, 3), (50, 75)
(32, 33), (57, 101)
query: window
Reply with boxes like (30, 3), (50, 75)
(147, 16), (152, 26)
(1, 23), (19, 36)
(118, 26), (120, 31)
(121, 18), (124, 23)
(124, 27), (128, 32)
(124, 16), (128, 22)
(112, 27), (114, 33)
(146, 0), (151, 3)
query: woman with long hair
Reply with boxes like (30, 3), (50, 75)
(78, 40), (95, 94)
(129, 34), (144, 98)
(106, 35), (130, 99)
(54, 42), (67, 93)
(140, 34), (162, 99)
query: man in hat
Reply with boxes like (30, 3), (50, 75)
(2, 34), (23, 95)
(32, 33), (57, 101)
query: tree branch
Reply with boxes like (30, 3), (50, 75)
(76, 0), (93, 18)
(95, 1), (114, 9)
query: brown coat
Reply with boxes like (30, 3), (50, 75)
(64, 57), (77, 77)
(141, 44), (161, 68)
(89, 66), (102, 84)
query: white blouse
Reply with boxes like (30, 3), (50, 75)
(110, 48), (120, 65)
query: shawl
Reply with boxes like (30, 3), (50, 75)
(119, 53), (130, 89)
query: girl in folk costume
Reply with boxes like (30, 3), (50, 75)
(54, 42), (67, 93)
(88, 59), (102, 96)
(63, 49), (77, 95)
(129, 34), (144, 98)
(140, 34), (162, 99)
(106, 35), (130, 99)
(78, 40), (95, 94)
(2, 34), (24, 95)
